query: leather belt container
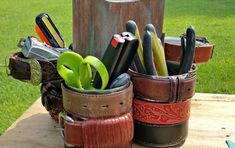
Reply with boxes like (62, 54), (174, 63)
(164, 36), (214, 63)
(8, 52), (63, 121)
(129, 65), (197, 148)
(60, 82), (134, 148)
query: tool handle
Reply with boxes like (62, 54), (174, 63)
(179, 26), (196, 74)
(143, 31), (157, 75)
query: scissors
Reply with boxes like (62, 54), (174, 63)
(57, 51), (109, 90)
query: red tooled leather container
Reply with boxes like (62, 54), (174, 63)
(129, 65), (197, 148)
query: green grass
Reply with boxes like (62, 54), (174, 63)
(0, 0), (235, 135)
(164, 0), (235, 94)
(0, 0), (72, 135)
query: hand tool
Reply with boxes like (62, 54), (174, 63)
(109, 73), (130, 89)
(166, 60), (180, 76)
(144, 24), (168, 76)
(35, 13), (65, 48)
(179, 26), (196, 74)
(109, 32), (139, 82)
(57, 51), (109, 90)
(93, 34), (125, 88)
(126, 20), (146, 74)
(17, 36), (61, 61)
(143, 31), (157, 75)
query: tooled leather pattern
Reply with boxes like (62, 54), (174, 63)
(133, 99), (190, 125)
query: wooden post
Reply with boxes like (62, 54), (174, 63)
(73, 0), (165, 58)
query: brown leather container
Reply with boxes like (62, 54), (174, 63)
(61, 82), (134, 148)
(129, 66), (197, 148)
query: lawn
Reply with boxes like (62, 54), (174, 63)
(0, 0), (235, 135)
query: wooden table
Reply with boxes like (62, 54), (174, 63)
(0, 93), (234, 148)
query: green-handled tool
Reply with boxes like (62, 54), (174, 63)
(126, 20), (146, 74)
(145, 24), (168, 76)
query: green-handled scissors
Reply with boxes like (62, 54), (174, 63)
(57, 51), (109, 90)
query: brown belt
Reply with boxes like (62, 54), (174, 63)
(8, 52), (61, 85)
(60, 112), (133, 148)
(164, 36), (214, 63)
(62, 82), (133, 118)
(41, 80), (63, 122)
(128, 65), (197, 103)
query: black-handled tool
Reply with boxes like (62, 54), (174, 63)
(109, 73), (130, 89)
(143, 31), (157, 75)
(93, 34), (125, 88)
(126, 20), (146, 74)
(166, 60), (180, 76)
(144, 24), (168, 76)
(109, 32), (139, 82)
(179, 26), (196, 74)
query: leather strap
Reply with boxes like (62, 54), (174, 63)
(164, 36), (214, 63)
(133, 99), (190, 125)
(63, 113), (133, 147)
(8, 52), (61, 84)
(62, 82), (133, 118)
(128, 67), (196, 103)
(41, 80), (63, 122)
(134, 120), (188, 148)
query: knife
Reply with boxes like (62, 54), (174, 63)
(143, 31), (157, 75)
(179, 26), (196, 74)
(144, 24), (168, 76)
(126, 20), (146, 74)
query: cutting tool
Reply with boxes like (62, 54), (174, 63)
(143, 31), (157, 75)
(57, 51), (109, 90)
(35, 13), (65, 48)
(126, 20), (146, 74)
(179, 26), (196, 74)
(144, 24), (168, 76)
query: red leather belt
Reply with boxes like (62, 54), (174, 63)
(62, 82), (133, 119)
(60, 112), (133, 148)
(164, 36), (214, 63)
(128, 65), (196, 103)
(8, 52), (61, 85)
(133, 99), (191, 125)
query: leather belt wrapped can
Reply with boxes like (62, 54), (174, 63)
(61, 82), (134, 147)
(129, 65), (197, 148)
(164, 36), (214, 63)
(8, 52), (63, 122)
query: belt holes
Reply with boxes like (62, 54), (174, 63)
(120, 102), (124, 106)
(101, 104), (109, 109)
(82, 104), (88, 108)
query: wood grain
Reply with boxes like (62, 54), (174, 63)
(0, 94), (234, 148)
(72, 0), (165, 58)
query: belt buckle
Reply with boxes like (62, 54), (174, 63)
(16, 57), (42, 85)
(58, 112), (75, 147)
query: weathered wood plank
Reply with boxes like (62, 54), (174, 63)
(73, 0), (165, 58)
(0, 94), (234, 148)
